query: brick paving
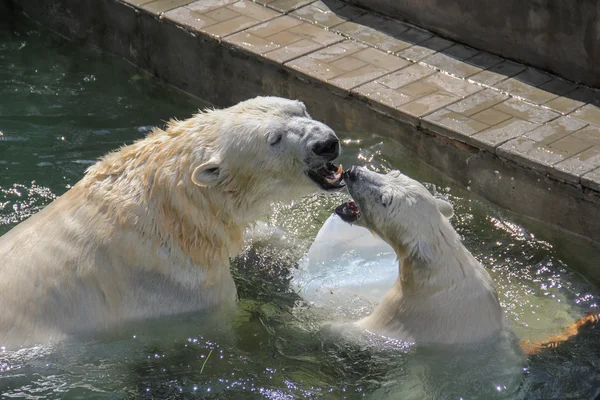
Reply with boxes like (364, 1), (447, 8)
(125, 0), (600, 191)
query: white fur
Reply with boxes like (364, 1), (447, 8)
(0, 96), (339, 348)
(345, 167), (503, 345)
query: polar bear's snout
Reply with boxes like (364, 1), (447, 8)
(309, 133), (339, 160)
(299, 125), (344, 192)
(337, 166), (385, 218)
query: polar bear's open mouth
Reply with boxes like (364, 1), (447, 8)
(334, 200), (361, 223)
(307, 163), (345, 191)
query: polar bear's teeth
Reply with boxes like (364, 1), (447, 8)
(324, 164), (343, 185)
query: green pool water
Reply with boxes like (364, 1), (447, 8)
(1, 17), (599, 400)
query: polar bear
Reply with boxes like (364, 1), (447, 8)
(0, 96), (344, 347)
(334, 166), (503, 345)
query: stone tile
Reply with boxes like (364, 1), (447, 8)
(166, 0), (280, 36)
(204, 15), (263, 37)
(286, 22), (344, 45)
(141, 0), (195, 13)
(292, 1), (363, 28)
(468, 70), (508, 87)
(421, 52), (482, 78)
(397, 46), (436, 62)
(581, 167), (600, 191)
(352, 47), (410, 71)
(538, 78), (578, 97)
(554, 146), (600, 183)
(286, 56), (346, 80)
(422, 108), (489, 139)
(353, 13), (411, 37)
(398, 81), (438, 97)
(493, 98), (560, 124)
(497, 137), (569, 170)
(329, 64), (391, 90)
(287, 44), (406, 89)
(397, 91), (460, 119)
(512, 68), (554, 87)
(353, 81), (414, 109)
(264, 39), (323, 63)
(566, 86), (600, 107)
(249, 15), (303, 38)
(336, 5), (368, 21)
(298, 40), (367, 63)
(468, 60), (526, 86)
(377, 63), (436, 90)
(395, 26), (433, 45)
(203, 6), (240, 21)
(572, 125), (600, 146)
(330, 56), (368, 72)
(466, 52), (503, 70)
(495, 79), (559, 104)
(442, 44), (479, 60)
(490, 60), (527, 77)
(225, 31), (280, 54)
(312, 0), (346, 9)
(187, 0), (237, 13)
(544, 96), (586, 114)
(228, 1), (281, 21)
(571, 104), (600, 126)
(396, 36), (454, 62)
(421, 72), (482, 98)
(163, 7), (218, 30)
(228, 16), (342, 58)
(471, 118), (539, 151)
(471, 108), (512, 126)
(446, 89), (508, 116)
(523, 116), (588, 144)
(549, 135), (594, 156)
(267, 0), (316, 13)
(268, 31), (303, 45)
(334, 20), (412, 53)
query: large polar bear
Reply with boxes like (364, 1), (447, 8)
(0, 96), (344, 347)
(334, 166), (503, 344)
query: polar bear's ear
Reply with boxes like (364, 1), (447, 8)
(192, 162), (221, 187)
(436, 198), (454, 219)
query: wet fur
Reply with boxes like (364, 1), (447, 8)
(0, 96), (337, 348)
(344, 168), (600, 351)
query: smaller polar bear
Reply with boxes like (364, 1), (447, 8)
(334, 166), (503, 345)
(0, 96), (345, 348)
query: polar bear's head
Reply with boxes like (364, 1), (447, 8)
(174, 97), (344, 219)
(335, 166), (454, 260)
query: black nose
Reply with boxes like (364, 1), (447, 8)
(343, 165), (359, 182)
(312, 137), (340, 159)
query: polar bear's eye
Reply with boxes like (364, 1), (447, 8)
(268, 133), (283, 146)
(381, 191), (393, 208)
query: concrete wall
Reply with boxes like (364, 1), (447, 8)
(341, 0), (600, 88)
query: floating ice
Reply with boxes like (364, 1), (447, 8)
(291, 214), (398, 311)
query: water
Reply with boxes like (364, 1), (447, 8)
(1, 17), (599, 400)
